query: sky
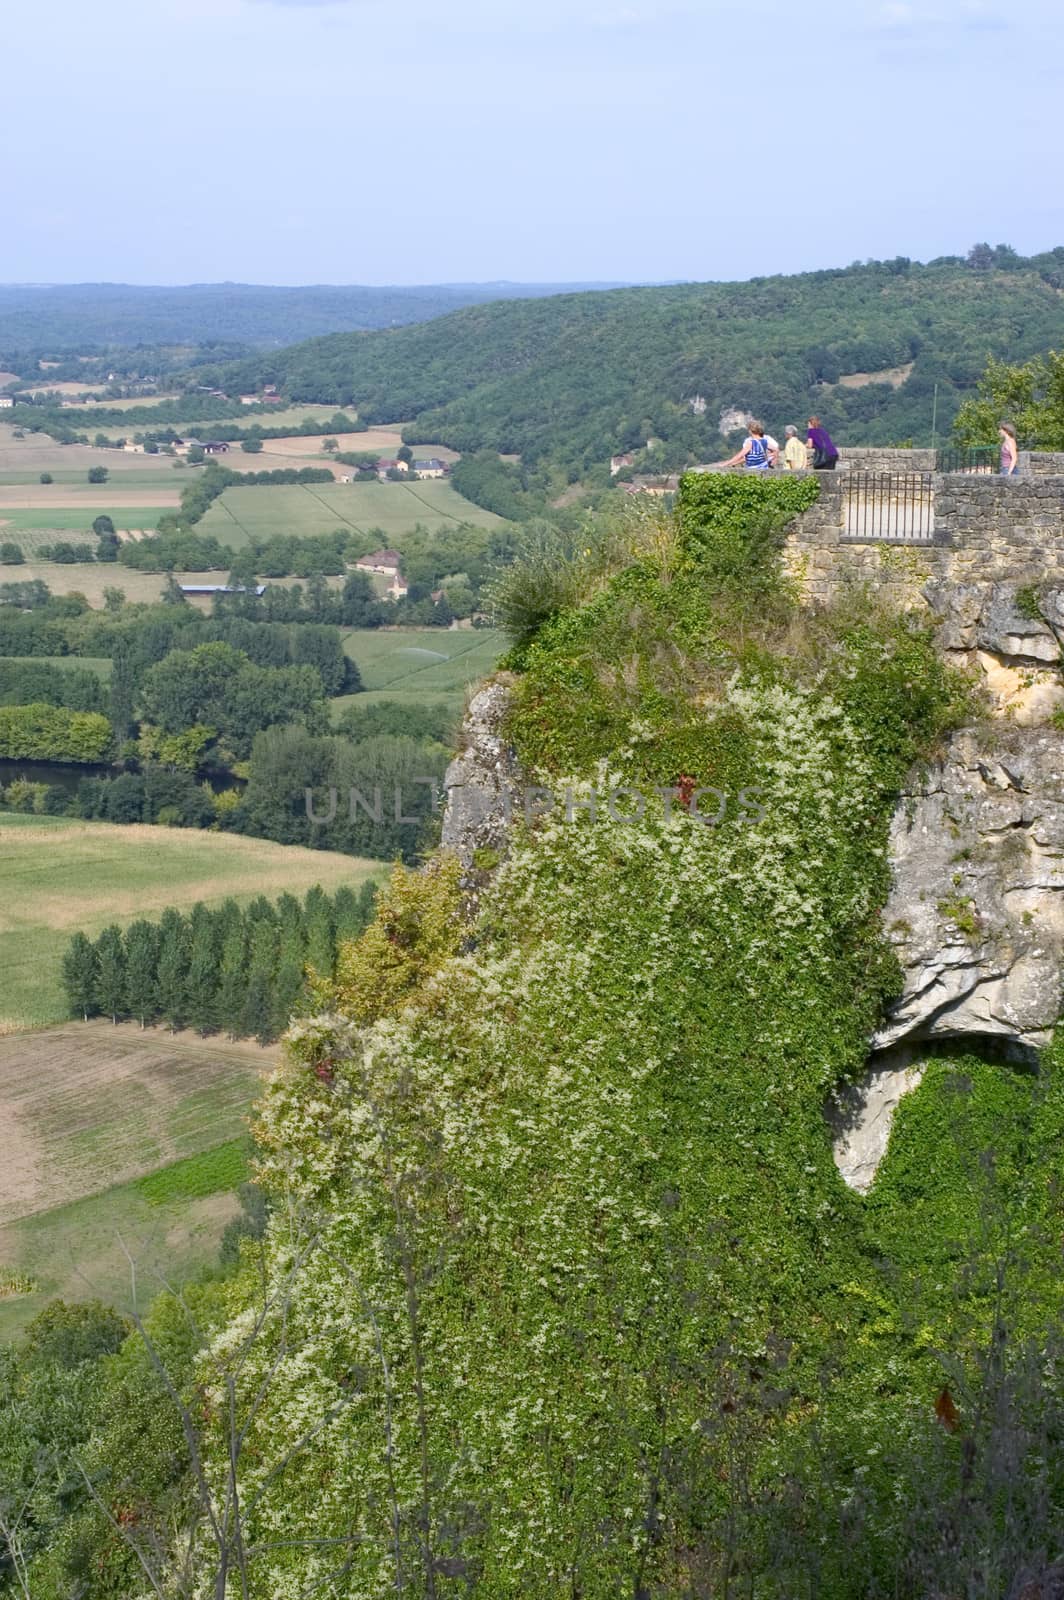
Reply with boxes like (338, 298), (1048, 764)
(4, 0), (1061, 286)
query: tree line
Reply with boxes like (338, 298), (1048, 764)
(62, 882), (378, 1043)
(0, 658), (108, 713)
(0, 603), (362, 768)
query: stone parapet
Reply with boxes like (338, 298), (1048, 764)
(1022, 451), (1064, 476)
(838, 446), (937, 474)
(784, 474), (1064, 605)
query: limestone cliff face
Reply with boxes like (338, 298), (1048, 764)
(873, 727), (1064, 1053)
(835, 583), (1064, 1190)
(871, 582), (1064, 1056)
(928, 579), (1064, 724)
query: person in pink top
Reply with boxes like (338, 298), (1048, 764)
(999, 421), (1019, 476)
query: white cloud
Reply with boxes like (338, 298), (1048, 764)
(868, 0), (1011, 31)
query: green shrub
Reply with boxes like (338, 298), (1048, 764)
(675, 469), (819, 585)
(0, 703), (112, 763)
(2, 778), (49, 813)
(485, 519), (585, 650)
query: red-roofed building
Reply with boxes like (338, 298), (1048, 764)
(355, 549), (403, 574)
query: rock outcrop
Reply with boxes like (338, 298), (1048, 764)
(927, 580), (1064, 723)
(828, 1051), (925, 1194)
(440, 680), (519, 871)
(835, 723), (1064, 1190)
(874, 726), (1064, 1054)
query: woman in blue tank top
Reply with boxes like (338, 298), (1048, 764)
(722, 421), (773, 471)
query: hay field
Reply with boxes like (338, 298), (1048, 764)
(25, 380), (99, 397)
(199, 480), (502, 547)
(2, 562), (223, 605)
(0, 1023), (272, 1335)
(333, 626), (502, 715)
(0, 1023), (268, 1225)
(260, 429), (391, 458)
(82, 393), (182, 410)
(0, 814), (383, 1031)
(206, 442), (349, 480)
(0, 423), (186, 480)
(183, 430), (456, 482)
(0, 485), (180, 510)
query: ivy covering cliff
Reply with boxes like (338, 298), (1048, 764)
(17, 477), (1064, 1598)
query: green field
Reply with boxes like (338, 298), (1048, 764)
(0, 466), (188, 489)
(0, 1024), (269, 1336)
(199, 480), (503, 546)
(0, 508), (165, 538)
(337, 626), (502, 713)
(0, 814), (384, 1031)
(0, 1166), (245, 1338)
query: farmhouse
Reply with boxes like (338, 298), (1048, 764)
(355, 549), (403, 575)
(376, 458), (410, 478)
(413, 458), (449, 478)
(387, 575), (409, 600)
(610, 452), (635, 475)
(0, 395), (13, 409)
(185, 439), (230, 455)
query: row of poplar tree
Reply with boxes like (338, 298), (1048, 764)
(61, 882), (378, 1044)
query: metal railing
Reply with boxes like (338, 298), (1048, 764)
(935, 446), (1000, 475)
(842, 472), (935, 543)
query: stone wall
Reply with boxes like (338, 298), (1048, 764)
(1022, 451), (1064, 476)
(837, 446), (937, 474)
(783, 474), (1064, 605)
(933, 475), (1064, 581)
(781, 477), (932, 609)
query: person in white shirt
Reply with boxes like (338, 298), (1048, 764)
(722, 421), (774, 471)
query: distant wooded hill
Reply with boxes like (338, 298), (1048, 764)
(210, 249), (1064, 474)
(0, 282), (628, 351)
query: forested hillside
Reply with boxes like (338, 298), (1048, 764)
(0, 281), (626, 350)
(215, 248), (1064, 475)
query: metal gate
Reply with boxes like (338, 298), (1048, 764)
(842, 471), (935, 543)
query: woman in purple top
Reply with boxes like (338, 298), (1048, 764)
(806, 416), (838, 469)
